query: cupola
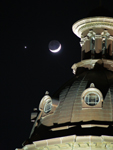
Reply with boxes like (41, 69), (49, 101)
(72, 16), (113, 60)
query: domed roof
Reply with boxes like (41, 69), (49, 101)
(26, 60), (113, 145)
(87, 6), (113, 17)
(41, 62), (112, 126)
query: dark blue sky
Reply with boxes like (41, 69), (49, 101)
(1, 0), (113, 149)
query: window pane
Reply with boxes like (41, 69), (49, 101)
(44, 100), (52, 113)
(85, 93), (99, 106)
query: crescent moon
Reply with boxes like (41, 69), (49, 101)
(49, 44), (61, 53)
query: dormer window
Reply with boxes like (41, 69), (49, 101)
(39, 92), (53, 114)
(81, 83), (103, 109)
(39, 91), (59, 116)
(85, 92), (100, 106)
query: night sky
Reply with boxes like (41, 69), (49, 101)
(1, 0), (113, 149)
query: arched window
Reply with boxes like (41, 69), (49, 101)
(81, 83), (103, 108)
(44, 99), (52, 113)
(39, 94), (52, 114)
(85, 92), (100, 106)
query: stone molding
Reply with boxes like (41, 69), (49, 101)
(16, 135), (113, 150)
(71, 59), (113, 74)
(72, 17), (113, 38)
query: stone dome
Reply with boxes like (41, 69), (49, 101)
(26, 59), (113, 145)
(18, 8), (113, 150)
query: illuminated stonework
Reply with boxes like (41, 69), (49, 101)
(39, 92), (59, 116)
(16, 135), (113, 150)
(72, 17), (113, 60)
(81, 83), (103, 108)
(16, 10), (113, 150)
(71, 59), (113, 74)
(72, 17), (113, 38)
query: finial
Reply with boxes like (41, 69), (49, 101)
(90, 83), (95, 88)
(45, 91), (49, 95)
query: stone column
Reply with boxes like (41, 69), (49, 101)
(95, 35), (102, 54)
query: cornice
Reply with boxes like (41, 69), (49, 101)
(72, 17), (113, 38)
(71, 59), (113, 74)
(16, 135), (113, 150)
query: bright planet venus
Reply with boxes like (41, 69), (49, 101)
(24, 46), (27, 49)
(49, 40), (61, 53)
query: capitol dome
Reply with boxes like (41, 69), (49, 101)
(16, 9), (113, 150)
